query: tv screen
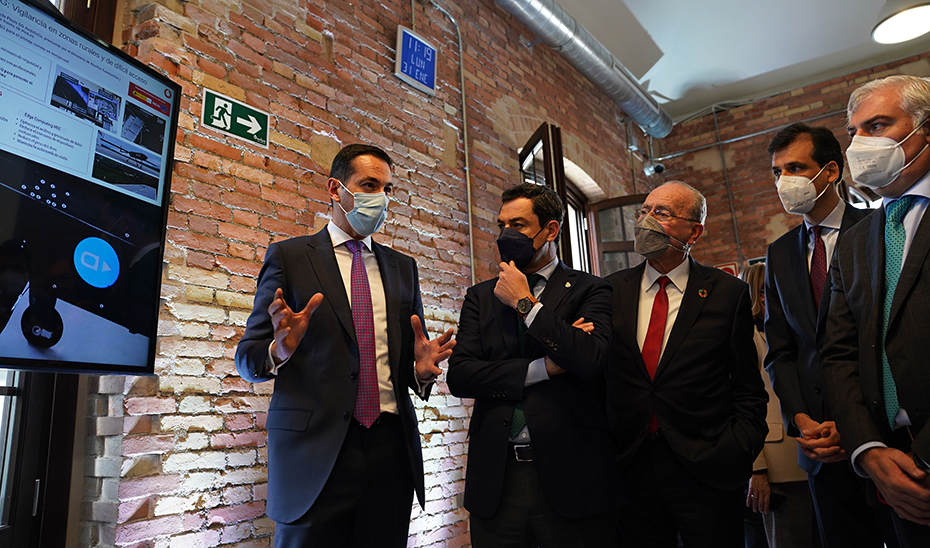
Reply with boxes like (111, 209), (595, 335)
(0, 0), (180, 375)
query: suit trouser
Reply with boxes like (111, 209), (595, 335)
(807, 461), (893, 548)
(617, 433), (743, 548)
(469, 445), (617, 548)
(273, 413), (414, 548)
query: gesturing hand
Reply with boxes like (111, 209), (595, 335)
(796, 419), (846, 463)
(269, 288), (324, 363)
(411, 315), (456, 380)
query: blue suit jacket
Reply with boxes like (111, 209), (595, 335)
(235, 227), (428, 523)
(764, 205), (868, 474)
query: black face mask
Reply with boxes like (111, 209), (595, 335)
(496, 226), (545, 270)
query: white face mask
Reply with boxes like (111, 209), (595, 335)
(846, 118), (929, 189)
(775, 164), (832, 215)
(336, 181), (389, 237)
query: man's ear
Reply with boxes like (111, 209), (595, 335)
(546, 219), (560, 242)
(825, 160), (841, 184)
(328, 178), (341, 202)
(690, 223), (705, 245)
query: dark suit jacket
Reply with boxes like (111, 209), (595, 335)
(606, 258), (768, 491)
(234, 227), (429, 524)
(764, 205), (868, 474)
(446, 262), (617, 519)
(821, 206), (930, 463)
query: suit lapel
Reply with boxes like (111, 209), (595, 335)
(622, 263), (650, 379)
(492, 283), (521, 359)
(373, 242), (401, 377)
(655, 258), (713, 380)
(538, 263), (573, 310)
(889, 206), (930, 327)
(817, 207), (867, 327)
(867, 209), (886, 308)
(306, 228), (356, 345)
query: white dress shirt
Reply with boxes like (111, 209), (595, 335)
(636, 259), (691, 361)
(268, 221), (398, 414)
(851, 171), (930, 476)
(803, 199), (846, 271)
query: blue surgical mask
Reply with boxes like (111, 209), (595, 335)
(336, 181), (389, 237)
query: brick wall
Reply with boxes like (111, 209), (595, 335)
(78, 0), (930, 545)
(80, 0), (640, 547)
(651, 54), (930, 269)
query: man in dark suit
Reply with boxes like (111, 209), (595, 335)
(606, 181), (768, 547)
(763, 123), (882, 547)
(447, 183), (617, 547)
(821, 74), (930, 546)
(235, 144), (455, 548)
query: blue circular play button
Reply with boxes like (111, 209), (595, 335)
(73, 237), (120, 288)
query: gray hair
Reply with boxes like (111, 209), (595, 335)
(660, 181), (707, 224)
(848, 75), (930, 127)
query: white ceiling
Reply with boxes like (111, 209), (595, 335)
(558, 0), (930, 120)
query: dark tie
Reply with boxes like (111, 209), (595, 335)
(346, 240), (379, 428)
(810, 225), (827, 309)
(882, 196), (915, 428)
(510, 273), (544, 439)
(642, 276), (670, 434)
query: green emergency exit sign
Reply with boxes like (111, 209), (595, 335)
(201, 89), (269, 148)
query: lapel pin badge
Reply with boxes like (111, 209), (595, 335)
(698, 288), (708, 298)
(565, 282), (571, 288)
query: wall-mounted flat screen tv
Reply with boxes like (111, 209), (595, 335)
(0, 0), (180, 375)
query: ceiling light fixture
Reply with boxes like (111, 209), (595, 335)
(872, 0), (930, 44)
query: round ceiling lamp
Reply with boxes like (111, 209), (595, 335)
(873, 0), (930, 44)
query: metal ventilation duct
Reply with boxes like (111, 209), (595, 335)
(496, 0), (673, 138)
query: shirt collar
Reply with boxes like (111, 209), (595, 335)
(643, 257), (689, 293)
(530, 256), (560, 282)
(882, 168), (930, 209)
(327, 221), (373, 251)
(804, 198), (845, 232)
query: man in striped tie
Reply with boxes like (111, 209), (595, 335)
(236, 144), (455, 548)
(822, 74), (930, 547)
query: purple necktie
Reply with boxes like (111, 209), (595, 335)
(810, 226), (826, 309)
(346, 239), (379, 428)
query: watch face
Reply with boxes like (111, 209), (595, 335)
(517, 298), (532, 315)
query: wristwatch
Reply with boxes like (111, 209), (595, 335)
(516, 294), (539, 318)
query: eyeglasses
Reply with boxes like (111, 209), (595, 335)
(637, 207), (699, 224)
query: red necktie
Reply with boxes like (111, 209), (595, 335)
(810, 226), (826, 309)
(642, 276), (670, 434)
(346, 240), (379, 428)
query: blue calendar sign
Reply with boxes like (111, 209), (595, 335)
(395, 26), (437, 96)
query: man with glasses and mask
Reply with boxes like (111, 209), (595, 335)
(821, 75), (930, 545)
(606, 181), (767, 547)
(235, 144), (456, 548)
(447, 183), (617, 546)
(763, 123), (877, 548)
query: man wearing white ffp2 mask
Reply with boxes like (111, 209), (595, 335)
(820, 75), (930, 546)
(764, 123), (874, 548)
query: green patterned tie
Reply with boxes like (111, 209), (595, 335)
(882, 196), (915, 429)
(511, 273), (544, 439)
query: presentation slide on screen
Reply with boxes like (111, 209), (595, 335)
(0, 0), (174, 205)
(0, 0), (177, 373)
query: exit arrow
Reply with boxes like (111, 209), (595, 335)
(236, 115), (262, 135)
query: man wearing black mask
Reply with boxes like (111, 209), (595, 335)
(447, 183), (617, 546)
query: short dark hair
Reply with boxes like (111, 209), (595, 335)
(501, 183), (564, 226)
(330, 144), (392, 182)
(766, 123), (844, 174)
